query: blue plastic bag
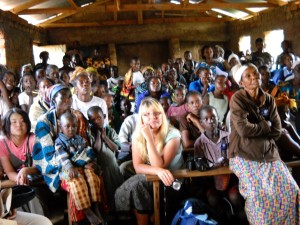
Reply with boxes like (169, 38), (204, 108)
(171, 199), (218, 225)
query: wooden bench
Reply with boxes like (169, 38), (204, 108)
(145, 159), (300, 225)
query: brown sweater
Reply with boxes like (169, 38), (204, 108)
(229, 88), (281, 162)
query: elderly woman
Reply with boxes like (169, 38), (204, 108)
(230, 63), (300, 224)
(115, 97), (184, 225)
(32, 84), (93, 223)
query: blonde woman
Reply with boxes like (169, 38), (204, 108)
(115, 97), (184, 225)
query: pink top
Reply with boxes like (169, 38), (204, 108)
(166, 104), (189, 118)
(0, 134), (35, 160)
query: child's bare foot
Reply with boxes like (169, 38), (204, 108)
(84, 207), (103, 225)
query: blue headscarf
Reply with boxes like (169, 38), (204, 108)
(48, 84), (70, 109)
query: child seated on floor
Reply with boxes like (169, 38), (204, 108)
(194, 105), (245, 224)
(159, 96), (171, 114)
(54, 111), (103, 225)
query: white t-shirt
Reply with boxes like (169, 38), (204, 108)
(132, 71), (144, 86)
(18, 92), (37, 106)
(107, 77), (122, 95)
(72, 95), (109, 126)
(0, 98), (9, 119)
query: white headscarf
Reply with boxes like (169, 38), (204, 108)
(232, 65), (248, 84)
(228, 53), (240, 64)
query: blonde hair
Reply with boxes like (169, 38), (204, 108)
(133, 97), (170, 162)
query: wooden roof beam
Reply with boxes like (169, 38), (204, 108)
(137, 0), (143, 24)
(115, 0), (120, 11)
(104, 2), (275, 12)
(40, 16), (232, 28)
(10, 0), (49, 14)
(36, 0), (110, 26)
(19, 8), (77, 15)
(67, 0), (79, 9)
(267, 0), (289, 6)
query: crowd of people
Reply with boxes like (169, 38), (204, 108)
(0, 38), (300, 225)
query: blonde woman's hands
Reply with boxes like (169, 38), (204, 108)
(16, 168), (29, 185)
(141, 123), (153, 141)
(156, 168), (174, 187)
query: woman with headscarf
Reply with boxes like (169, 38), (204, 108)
(32, 84), (93, 223)
(230, 63), (300, 224)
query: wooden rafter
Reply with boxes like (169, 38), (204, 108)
(19, 8), (77, 15)
(267, 0), (289, 6)
(37, 0), (110, 25)
(137, 0), (143, 24)
(67, 0), (78, 9)
(40, 16), (232, 28)
(183, 0), (189, 7)
(104, 2), (275, 12)
(115, 0), (120, 11)
(10, 0), (49, 14)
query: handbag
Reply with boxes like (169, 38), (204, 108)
(11, 186), (35, 209)
(171, 199), (218, 225)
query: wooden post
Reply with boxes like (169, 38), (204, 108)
(108, 43), (117, 66)
(168, 38), (180, 59)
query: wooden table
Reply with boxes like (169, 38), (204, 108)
(145, 160), (300, 225)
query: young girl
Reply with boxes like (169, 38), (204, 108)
(59, 70), (72, 87)
(115, 97), (184, 225)
(159, 96), (171, 114)
(87, 106), (123, 210)
(179, 90), (204, 148)
(1, 71), (20, 108)
(18, 73), (37, 114)
(203, 75), (229, 129)
(166, 86), (188, 128)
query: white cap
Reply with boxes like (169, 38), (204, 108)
(232, 64), (248, 84)
(228, 53), (240, 64)
(292, 60), (300, 69)
(215, 66), (228, 77)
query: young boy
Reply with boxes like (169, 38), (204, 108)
(54, 112), (103, 225)
(179, 90), (204, 148)
(87, 106), (123, 210)
(188, 67), (214, 97)
(194, 105), (243, 222)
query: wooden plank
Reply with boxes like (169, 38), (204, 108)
(40, 16), (231, 27)
(137, 0), (143, 24)
(115, 0), (120, 11)
(153, 181), (160, 225)
(67, 0), (78, 9)
(10, 0), (49, 14)
(146, 166), (233, 182)
(267, 0), (289, 6)
(19, 8), (77, 15)
(37, 0), (110, 26)
(105, 2), (275, 12)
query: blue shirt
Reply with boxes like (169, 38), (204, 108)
(188, 79), (215, 94)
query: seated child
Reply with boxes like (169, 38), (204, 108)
(259, 65), (276, 94)
(203, 75), (229, 129)
(179, 91), (204, 148)
(54, 112), (103, 225)
(87, 106), (123, 210)
(194, 105), (244, 223)
(18, 73), (37, 113)
(102, 93), (122, 133)
(1, 71), (21, 108)
(189, 67), (214, 96)
(59, 70), (72, 87)
(120, 97), (133, 120)
(159, 96), (171, 114)
(275, 97), (300, 160)
(167, 86), (188, 127)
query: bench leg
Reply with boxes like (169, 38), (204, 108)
(153, 181), (160, 225)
